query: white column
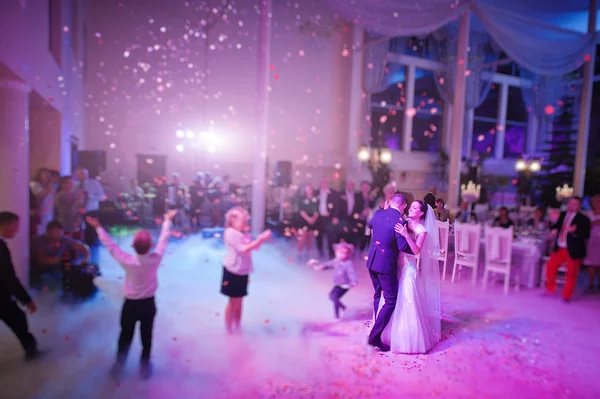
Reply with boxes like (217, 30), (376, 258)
(402, 64), (416, 153)
(463, 108), (475, 156)
(494, 83), (509, 160)
(447, 12), (470, 210)
(251, 0), (271, 235)
(0, 79), (31, 286)
(574, 0), (597, 196)
(526, 112), (539, 154)
(347, 25), (365, 169)
(443, 103), (453, 152)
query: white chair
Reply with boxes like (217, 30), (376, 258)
(434, 220), (450, 280)
(482, 225), (514, 294)
(452, 222), (482, 285)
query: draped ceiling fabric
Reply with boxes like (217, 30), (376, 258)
(430, 28), (498, 109)
(322, 0), (598, 77)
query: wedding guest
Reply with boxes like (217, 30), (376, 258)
(315, 177), (340, 258)
(357, 181), (376, 252)
(584, 195), (600, 293)
(339, 181), (361, 246)
(424, 192), (436, 210)
(455, 201), (477, 223)
(30, 168), (56, 235)
(74, 167), (106, 254)
(54, 176), (86, 240)
(222, 207), (271, 334)
(30, 220), (90, 280)
(295, 183), (319, 259)
(376, 183), (396, 210)
(435, 199), (450, 222)
(526, 208), (548, 230)
(493, 207), (514, 229)
(0, 212), (41, 361)
(308, 242), (358, 320)
(85, 210), (176, 379)
(545, 197), (591, 302)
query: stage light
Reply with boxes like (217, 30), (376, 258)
(175, 144), (184, 152)
(176, 129), (185, 138)
(186, 130), (195, 139)
(530, 160), (541, 172)
(515, 159), (526, 172)
(207, 146), (216, 154)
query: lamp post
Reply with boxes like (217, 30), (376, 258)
(515, 158), (541, 206)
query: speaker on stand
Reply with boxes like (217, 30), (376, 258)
(274, 161), (292, 221)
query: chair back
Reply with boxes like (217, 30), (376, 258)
(435, 220), (449, 259)
(484, 225), (513, 263)
(454, 222), (481, 256)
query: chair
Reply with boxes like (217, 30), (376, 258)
(434, 220), (450, 280)
(452, 222), (482, 285)
(482, 225), (514, 294)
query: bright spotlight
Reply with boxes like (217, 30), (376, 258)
(207, 146), (216, 154)
(175, 144), (184, 152)
(176, 129), (185, 139)
(515, 159), (526, 172)
(186, 130), (195, 139)
(379, 149), (392, 164)
(357, 146), (370, 162)
(146, 158), (154, 164)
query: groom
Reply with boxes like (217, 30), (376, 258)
(366, 193), (412, 351)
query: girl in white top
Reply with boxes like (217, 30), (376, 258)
(222, 207), (271, 334)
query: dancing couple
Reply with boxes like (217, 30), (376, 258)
(366, 193), (441, 354)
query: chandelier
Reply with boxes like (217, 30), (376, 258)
(460, 181), (481, 204)
(556, 184), (573, 202)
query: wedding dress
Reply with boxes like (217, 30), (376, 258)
(376, 206), (441, 354)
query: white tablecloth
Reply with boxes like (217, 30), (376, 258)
(448, 235), (544, 288)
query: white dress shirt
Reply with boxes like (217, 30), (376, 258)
(79, 178), (106, 212)
(558, 213), (575, 248)
(96, 221), (171, 299)
(345, 191), (354, 216)
(319, 190), (328, 216)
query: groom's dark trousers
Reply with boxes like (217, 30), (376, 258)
(366, 207), (412, 348)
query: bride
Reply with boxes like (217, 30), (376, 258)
(377, 200), (441, 354)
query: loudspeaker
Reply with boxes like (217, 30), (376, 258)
(274, 161), (292, 187)
(76, 151), (106, 178)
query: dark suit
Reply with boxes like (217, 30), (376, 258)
(315, 189), (340, 257)
(366, 207), (412, 348)
(356, 193), (376, 251)
(338, 191), (361, 246)
(0, 239), (38, 355)
(545, 211), (591, 300)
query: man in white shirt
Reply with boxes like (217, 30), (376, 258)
(75, 167), (107, 261)
(85, 209), (176, 379)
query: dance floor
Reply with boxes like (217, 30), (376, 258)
(1, 232), (599, 399)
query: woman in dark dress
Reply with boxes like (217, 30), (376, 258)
(493, 207), (514, 229)
(296, 183), (319, 258)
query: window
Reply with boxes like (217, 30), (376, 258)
(371, 72), (407, 151)
(504, 86), (528, 158)
(472, 120), (497, 155)
(49, 0), (62, 67)
(411, 68), (442, 152)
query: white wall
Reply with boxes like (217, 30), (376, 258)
(84, 0), (352, 194)
(0, 0), (87, 174)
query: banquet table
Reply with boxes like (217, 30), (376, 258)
(447, 234), (545, 289)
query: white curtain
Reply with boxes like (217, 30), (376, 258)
(321, 0), (597, 77)
(320, 0), (468, 37)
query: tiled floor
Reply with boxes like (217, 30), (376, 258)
(1, 232), (599, 399)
